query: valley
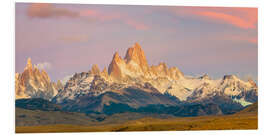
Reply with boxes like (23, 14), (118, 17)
(16, 111), (257, 132)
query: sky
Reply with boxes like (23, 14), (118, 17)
(15, 3), (258, 82)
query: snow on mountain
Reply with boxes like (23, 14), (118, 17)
(15, 58), (62, 100)
(54, 43), (258, 106)
(233, 98), (252, 107)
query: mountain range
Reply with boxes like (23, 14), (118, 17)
(15, 43), (258, 116)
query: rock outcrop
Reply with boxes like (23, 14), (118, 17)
(15, 58), (61, 100)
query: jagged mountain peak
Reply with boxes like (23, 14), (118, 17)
(91, 64), (100, 75)
(41, 69), (48, 75)
(157, 62), (168, 69)
(101, 67), (109, 78)
(25, 57), (33, 70)
(57, 80), (63, 89)
(107, 43), (186, 81)
(33, 64), (38, 70)
(150, 62), (170, 77)
(108, 43), (150, 81)
(15, 58), (61, 100)
(124, 43), (149, 71)
(41, 69), (51, 82)
(168, 66), (184, 80)
(102, 67), (107, 73)
(124, 43), (144, 59)
(112, 52), (122, 62)
(108, 52), (125, 80)
(221, 74), (257, 88)
(248, 79), (257, 87)
(125, 42), (142, 55)
(134, 42), (142, 48)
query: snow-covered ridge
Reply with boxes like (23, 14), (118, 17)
(54, 43), (257, 104)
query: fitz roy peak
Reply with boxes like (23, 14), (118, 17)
(53, 43), (257, 110)
(108, 43), (184, 82)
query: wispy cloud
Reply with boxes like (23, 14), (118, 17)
(36, 62), (52, 70)
(27, 3), (79, 18)
(194, 11), (255, 29)
(166, 7), (257, 29)
(26, 3), (149, 30)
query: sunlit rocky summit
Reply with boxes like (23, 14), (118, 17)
(15, 43), (258, 115)
(15, 58), (62, 100)
(108, 43), (184, 83)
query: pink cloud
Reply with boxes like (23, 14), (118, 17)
(194, 11), (255, 29)
(166, 7), (257, 30)
(26, 4), (149, 30)
(27, 3), (79, 18)
(79, 10), (99, 17)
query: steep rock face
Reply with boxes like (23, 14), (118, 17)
(168, 67), (184, 80)
(101, 67), (109, 79)
(90, 64), (101, 75)
(150, 63), (184, 80)
(150, 63), (169, 78)
(15, 58), (61, 100)
(56, 80), (63, 90)
(108, 52), (125, 81)
(124, 43), (149, 74)
(108, 44), (150, 81)
(108, 43), (184, 82)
